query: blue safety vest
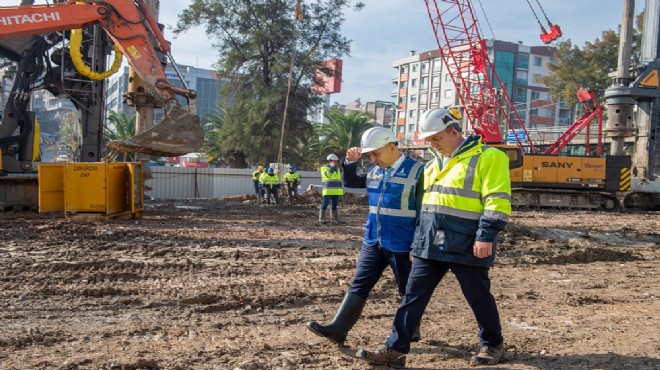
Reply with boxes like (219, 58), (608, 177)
(364, 156), (424, 252)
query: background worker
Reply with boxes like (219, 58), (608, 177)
(307, 127), (425, 347)
(261, 167), (281, 205)
(319, 154), (343, 222)
(284, 165), (302, 203)
(356, 108), (512, 368)
(252, 166), (264, 200)
(258, 167), (270, 204)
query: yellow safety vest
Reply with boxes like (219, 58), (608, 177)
(320, 165), (344, 196)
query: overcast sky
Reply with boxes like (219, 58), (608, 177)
(1, 0), (639, 105)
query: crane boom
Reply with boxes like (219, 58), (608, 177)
(423, 0), (537, 152)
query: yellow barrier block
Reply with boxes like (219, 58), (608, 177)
(38, 162), (143, 218)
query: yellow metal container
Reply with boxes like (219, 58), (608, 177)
(38, 162), (143, 218)
(38, 163), (66, 212)
(64, 163), (127, 213)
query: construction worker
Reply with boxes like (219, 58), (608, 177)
(319, 154), (344, 222)
(307, 127), (425, 347)
(258, 167), (270, 204)
(284, 165), (302, 203)
(356, 108), (511, 367)
(261, 167), (281, 205)
(252, 166), (264, 199)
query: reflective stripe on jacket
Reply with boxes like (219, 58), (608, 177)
(252, 171), (261, 181)
(320, 165), (344, 196)
(412, 135), (511, 267)
(262, 174), (280, 188)
(284, 172), (301, 186)
(364, 157), (424, 252)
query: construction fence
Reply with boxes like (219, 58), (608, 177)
(146, 167), (322, 200)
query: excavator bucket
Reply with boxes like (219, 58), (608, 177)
(107, 103), (203, 157)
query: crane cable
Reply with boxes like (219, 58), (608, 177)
(533, 0), (554, 26)
(474, 0), (495, 40)
(523, 0), (589, 96)
(524, 0), (546, 32)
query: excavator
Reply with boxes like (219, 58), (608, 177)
(0, 0), (204, 209)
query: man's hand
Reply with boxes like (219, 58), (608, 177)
(346, 147), (362, 162)
(473, 241), (494, 258)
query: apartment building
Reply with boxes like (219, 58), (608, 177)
(315, 98), (395, 127)
(392, 40), (573, 146)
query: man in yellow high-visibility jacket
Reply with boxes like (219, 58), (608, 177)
(319, 153), (344, 222)
(357, 108), (511, 368)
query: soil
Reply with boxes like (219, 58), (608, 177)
(0, 191), (658, 370)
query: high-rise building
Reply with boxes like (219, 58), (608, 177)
(105, 64), (228, 126)
(392, 40), (573, 146)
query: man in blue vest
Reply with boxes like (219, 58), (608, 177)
(307, 127), (425, 347)
(356, 108), (511, 367)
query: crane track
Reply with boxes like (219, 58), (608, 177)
(511, 188), (621, 211)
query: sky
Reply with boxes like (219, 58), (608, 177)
(0, 0), (638, 105)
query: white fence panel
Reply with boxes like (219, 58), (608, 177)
(147, 167), (322, 199)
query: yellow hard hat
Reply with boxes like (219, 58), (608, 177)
(258, 166), (264, 171)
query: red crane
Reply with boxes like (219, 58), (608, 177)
(423, 0), (603, 156)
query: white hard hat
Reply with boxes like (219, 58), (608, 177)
(326, 153), (339, 161)
(418, 108), (462, 140)
(360, 127), (397, 154)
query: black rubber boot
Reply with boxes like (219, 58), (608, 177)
(319, 207), (327, 222)
(411, 323), (421, 342)
(331, 209), (340, 223)
(307, 292), (366, 346)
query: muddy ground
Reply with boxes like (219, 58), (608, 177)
(0, 192), (658, 370)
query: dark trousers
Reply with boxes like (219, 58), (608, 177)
(265, 185), (279, 204)
(253, 180), (260, 196)
(348, 242), (412, 299)
(286, 183), (298, 201)
(385, 257), (503, 353)
(321, 195), (340, 210)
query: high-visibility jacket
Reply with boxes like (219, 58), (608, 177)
(320, 165), (344, 196)
(252, 170), (262, 181)
(261, 173), (280, 189)
(284, 171), (301, 187)
(412, 135), (511, 267)
(362, 157), (424, 252)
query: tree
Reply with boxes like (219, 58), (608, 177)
(0, 58), (16, 108)
(173, 0), (363, 168)
(59, 111), (81, 160)
(543, 15), (643, 107)
(104, 111), (136, 161)
(311, 108), (374, 163)
(200, 106), (229, 167)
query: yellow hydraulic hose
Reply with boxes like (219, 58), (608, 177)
(69, 28), (122, 80)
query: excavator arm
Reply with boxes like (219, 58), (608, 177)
(0, 0), (203, 156)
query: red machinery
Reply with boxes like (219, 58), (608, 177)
(423, 0), (603, 156)
(421, 0), (630, 211)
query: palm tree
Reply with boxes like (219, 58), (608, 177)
(105, 111), (136, 141)
(104, 111), (136, 161)
(313, 108), (374, 161)
(200, 107), (227, 167)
